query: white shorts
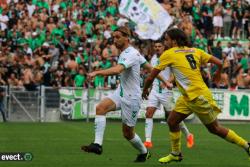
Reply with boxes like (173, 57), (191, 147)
(213, 16), (223, 27)
(108, 89), (141, 127)
(147, 90), (175, 111)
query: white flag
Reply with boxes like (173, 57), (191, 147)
(119, 0), (173, 40)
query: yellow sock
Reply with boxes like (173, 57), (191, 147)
(170, 131), (181, 154)
(225, 129), (248, 149)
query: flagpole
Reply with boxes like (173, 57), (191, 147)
(86, 39), (94, 123)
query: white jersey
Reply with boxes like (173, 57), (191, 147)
(117, 46), (146, 98)
(151, 54), (171, 93)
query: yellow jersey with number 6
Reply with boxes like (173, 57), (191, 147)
(155, 47), (212, 101)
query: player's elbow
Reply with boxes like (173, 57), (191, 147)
(209, 56), (223, 70)
(113, 68), (123, 74)
(113, 65), (125, 74)
(145, 66), (153, 73)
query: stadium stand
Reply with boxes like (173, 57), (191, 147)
(0, 0), (249, 90)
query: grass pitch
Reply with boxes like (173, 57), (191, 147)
(0, 121), (249, 167)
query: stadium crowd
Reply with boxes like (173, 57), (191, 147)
(0, 0), (249, 90)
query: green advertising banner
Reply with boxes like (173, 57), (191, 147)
(59, 88), (250, 121)
(218, 92), (250, 120)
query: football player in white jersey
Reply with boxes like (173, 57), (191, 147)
(81, 26), (171, 162)
(144, 40), (194, 149)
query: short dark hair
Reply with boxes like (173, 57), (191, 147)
(116, 26), (131, 37)
(166, 28), (190, 47)
(154, 38), (164, 44)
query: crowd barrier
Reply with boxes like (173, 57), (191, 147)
(0, 86), (249, 122)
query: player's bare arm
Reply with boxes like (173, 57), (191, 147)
(142, 63), (172, 89)
(161, 74), (174, 89)
(208, 56), (223, 84)
(88, 64), (125, 79)
(142, 68), (161, 100)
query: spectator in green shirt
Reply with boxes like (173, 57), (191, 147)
(194, 32), (208, 52)
(99, 58), (111, 69)
(239, 54), (249, 73)
(106, 1), (118, 16)
(94, 75), (104, 88)
(74, 68), (86, 87)
(59, 0), (72, 10)
(35, 0), (49, 10)
(192, 2), (202, 30)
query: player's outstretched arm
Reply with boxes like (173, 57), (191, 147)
(142, 68), (161, 100)
(88, 64), (125, 79)
(142, 62), (171, 89)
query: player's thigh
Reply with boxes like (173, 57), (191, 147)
(173, 96), (192, 115)
(121, 98), (141, 127)
(96, 89), (122, 115)
(96, 98), (117, 115)
(188, 95), (221, 125)
(167, 110), (190, 127)
(160, 94), (175, 112)
(148, 92), (160, 109)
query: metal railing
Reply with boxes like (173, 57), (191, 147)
(0, 86), (249, 122)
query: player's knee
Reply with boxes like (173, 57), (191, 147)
(123, 130), (133, 140)
(207, 125), (220, 135)
(145, 108), (155, 118)
(167, 118), (177, 128)
(96, 104), (106, 115)
(145, 111), (154, 118)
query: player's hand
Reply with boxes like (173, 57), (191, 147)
(161, 81), (173, 90)
(142, 89), (150, 100)
(212, 70), (221, 84)
(87, 71), (97, 80)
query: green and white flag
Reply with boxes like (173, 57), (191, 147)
(59, 89), (87, 120)
(119, 0), (172, 40)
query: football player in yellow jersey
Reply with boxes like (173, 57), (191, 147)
(142, 28), (250, 164)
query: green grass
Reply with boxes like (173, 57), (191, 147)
(0, 122), (249, 167)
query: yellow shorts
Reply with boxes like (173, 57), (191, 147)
(174, 94), (221, 125)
